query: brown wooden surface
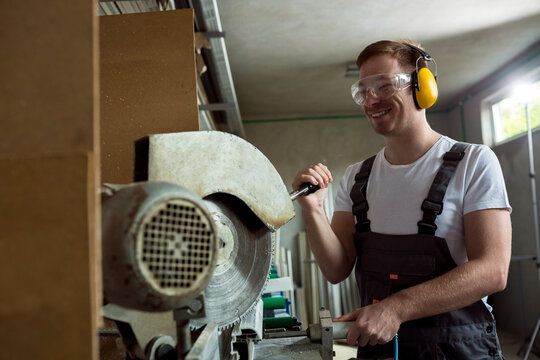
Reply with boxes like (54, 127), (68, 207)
(100, 9), (199, 184)
(0, 2), (98, 157)
(1, 0), (100, 359)
(0, 154), (99, 359)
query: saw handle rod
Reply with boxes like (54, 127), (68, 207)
(290, 183), (321, 201)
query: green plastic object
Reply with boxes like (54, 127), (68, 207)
(262, 296), (286, 310)
(263, 316), (294, 329)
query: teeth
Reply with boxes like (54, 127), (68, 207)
(371, 109), (390, 118)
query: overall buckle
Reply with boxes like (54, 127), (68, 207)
(421, 199), (443, 215)
(443, 150), (465, 161)
(355, 219), (371, 233)
(417, 220), (438, 234)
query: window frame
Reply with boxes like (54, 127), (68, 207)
(485, 72), (540, 146)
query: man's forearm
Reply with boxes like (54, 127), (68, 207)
(389, 209), (511, 322)
(387, 258), (507, 323)
(302, 208), (355, 283)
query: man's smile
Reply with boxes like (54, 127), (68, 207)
(367, 106), (392, 119)
(370, 109), (391, 118)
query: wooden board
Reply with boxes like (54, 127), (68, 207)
(100, 9), (199, 184)
(0, 2), (98, 157)
(0, 154), (99, 359)
(1, 1), (100, 359)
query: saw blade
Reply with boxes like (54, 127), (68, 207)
(190, 193), (273, 330)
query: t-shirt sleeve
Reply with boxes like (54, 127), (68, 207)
(462, 145), (512, 215)
(334, 163), (361, 213)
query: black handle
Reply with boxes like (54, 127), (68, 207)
(290, 183), (321, 201)
(301, 182), (320, 195)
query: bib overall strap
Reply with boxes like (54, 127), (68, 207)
(350, 155), (376, 234)
(418, 142), (469, 235)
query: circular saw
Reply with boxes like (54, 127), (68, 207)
(101, 131), (296, 357)
(140, 131), (295, 330)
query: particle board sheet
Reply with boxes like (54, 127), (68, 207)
(0, 1), (98, 157)
(100, 9), (199, 184)
(253, 336), (324, 360)
(0, 154), (98, 359)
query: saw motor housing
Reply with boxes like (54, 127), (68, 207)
(101, 181), (218, 312)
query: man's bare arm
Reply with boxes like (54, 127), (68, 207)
(391, 208), (511, 319)
(338, 208), (512, 346)
(292, 164), (357, 283)
(302, 211), (357, 283)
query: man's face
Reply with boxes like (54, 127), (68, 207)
(358, 54), (417, 136)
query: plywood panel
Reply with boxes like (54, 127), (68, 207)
(0, 1), (98, 157)
(0, 1), (100, 359)
(100, 10), (199, 184)
(0, 154), (98, 359)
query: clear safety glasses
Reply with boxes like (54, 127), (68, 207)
(351, 73), (412, 106)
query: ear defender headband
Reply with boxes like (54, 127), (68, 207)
(405, 44), (438, 109)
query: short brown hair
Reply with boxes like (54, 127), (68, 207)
(356, 39), (427, 72)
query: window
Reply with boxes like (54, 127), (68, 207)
(491, 79), (540, 144)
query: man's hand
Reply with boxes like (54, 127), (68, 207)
(292, 163), (333, 210)
(334, 301), (401, 347)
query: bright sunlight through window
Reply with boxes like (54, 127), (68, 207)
(491, 79), (540, 144)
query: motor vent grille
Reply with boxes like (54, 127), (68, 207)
(138, 199), (215, 295)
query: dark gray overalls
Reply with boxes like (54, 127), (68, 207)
(350, 143), (503, 359)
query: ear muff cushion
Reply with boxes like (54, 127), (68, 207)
(415, 67), (438, 109)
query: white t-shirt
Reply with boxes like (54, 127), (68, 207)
(334, 136), (511, 265)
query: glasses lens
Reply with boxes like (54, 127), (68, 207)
(351, 82), (364, 105)
(351, 74), (399, 105)
(377, 74), (398, 98)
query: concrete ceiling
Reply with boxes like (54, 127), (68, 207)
(217, 1), (540, 121)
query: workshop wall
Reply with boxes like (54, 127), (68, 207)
(492, 131), (540, 339)
(442, 43), (540, 340)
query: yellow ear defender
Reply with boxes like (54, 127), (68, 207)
(405, 44), (438, 109)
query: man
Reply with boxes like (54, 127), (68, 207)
(292, 40), (511, 359)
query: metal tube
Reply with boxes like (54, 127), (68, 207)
(523, 101), (540, 360)
(190, 0), (245, 138)
(524, 102), (540, 283)
(290, 186), (311, 201)
(290, 183), (320, 201)
(332, 321), (354, 340)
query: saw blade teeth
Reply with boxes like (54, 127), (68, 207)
(220, 236), (275, 331)
(214, 240), (275, 331)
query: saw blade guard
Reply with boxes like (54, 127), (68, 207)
(134, 130), (295, 232)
